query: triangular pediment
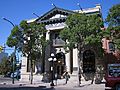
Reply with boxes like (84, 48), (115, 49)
(36, 7), (75, 22)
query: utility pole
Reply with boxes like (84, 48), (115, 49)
(3, 17), (16, 84)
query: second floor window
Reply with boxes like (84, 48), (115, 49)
(55, 33), (60, 39)
(109, 42), (115, 52)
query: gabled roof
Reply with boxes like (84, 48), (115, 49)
(36, 7), (75, 22)
(34, 5), (102, 25)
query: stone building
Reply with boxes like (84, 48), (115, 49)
(20, 4), (106, 82)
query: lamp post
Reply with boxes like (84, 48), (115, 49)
(48, 53), (57, 86)
(3, 17), (15, 27)
(3, 17), (16, 84)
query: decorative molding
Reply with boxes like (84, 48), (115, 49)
(45, 22), (67, 30)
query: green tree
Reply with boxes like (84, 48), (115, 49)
(7, 20), (48, 84)
(60, 13), (104, 56)
(106, 4), (120, 49)
(0, 46), (3, 53)
(20, 21), (47, 57)
(6, 25), (22, 50)
(20, 20), (47, 84)
(0, 57), (11, 75)
(60, 13), (104, 85)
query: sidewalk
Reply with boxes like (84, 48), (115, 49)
(1, 78), (93, 88)
(0, 75), (105, 90)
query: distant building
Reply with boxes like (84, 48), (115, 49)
(102, 35), (120, 69)
(0, 52), (8, 63)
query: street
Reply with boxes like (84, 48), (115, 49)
(0, 76), (113, 90)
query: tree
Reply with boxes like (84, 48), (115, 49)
(20, 21), (47, 57)
(0, 46), (3, 53)
(6, 25), (22, 50)
(7, 20), (48, 84)
(0, 57), (11, 75)
(60, 13), (104, 56)
(20, 20), (47, 84)
(60, 13), (104, 85)
(106, 4), (120, 49)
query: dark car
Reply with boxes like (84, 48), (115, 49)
(105, 64), (120, 90)
(4, 72), (12, 77)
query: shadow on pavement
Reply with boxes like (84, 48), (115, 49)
(0, 86), (55, 90)
(105, 89), (115, 90)
(97, 81), (106, 84)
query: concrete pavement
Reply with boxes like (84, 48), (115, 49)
(0, 74), (106, 90)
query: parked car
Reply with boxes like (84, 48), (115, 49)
(10, 69), (21, 79)
(105, 64), (120, 90)
(4, 72), (12, 77)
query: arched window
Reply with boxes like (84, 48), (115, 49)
(109, 42), (115, 52)
(56, 52), (65, 65)
(83, 50), (95, 73)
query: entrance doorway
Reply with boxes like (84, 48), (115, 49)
(55, 52), (66, 78)
(83, 50), (95, 73)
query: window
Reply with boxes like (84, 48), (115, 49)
(109, 42), (115, 52)
(55, 33), (60, 39)
(83, 50), (95, 73)
(108, 65), (120, 77)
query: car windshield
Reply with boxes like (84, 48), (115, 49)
(108, 64), (120, 77)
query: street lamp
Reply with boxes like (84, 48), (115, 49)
(3, 17), (16, 84)
(48, 53), (57, 86)
(3, 17), (15, 27)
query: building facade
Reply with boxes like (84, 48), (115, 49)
(21, 4), (106, 82)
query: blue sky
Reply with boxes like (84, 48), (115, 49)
(0, 0), (120, 55)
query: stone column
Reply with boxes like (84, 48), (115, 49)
(73, 48), (78, 71)
(20, 56), (30, 82)
(46, 30), (50, 40)
(65, 52), (70, 72)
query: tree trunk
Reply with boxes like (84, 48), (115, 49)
(77, 43), (82, 86)
(30, 57), (33, 84)
(42, 46), (45, 73)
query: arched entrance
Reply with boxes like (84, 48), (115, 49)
(55, 52), (66, 78)
(83, 50), (95, 73)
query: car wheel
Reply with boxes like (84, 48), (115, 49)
(116, 84), (120, 90)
